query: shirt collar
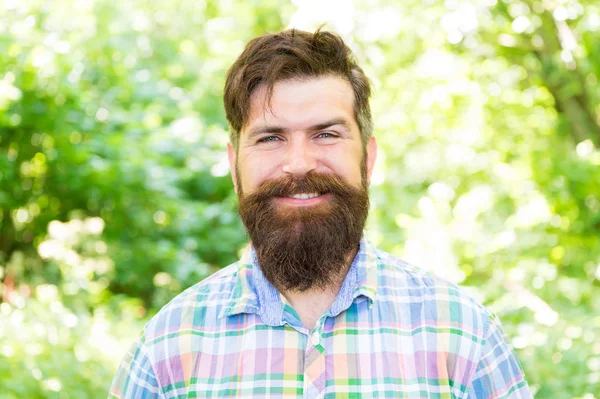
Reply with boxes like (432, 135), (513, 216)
(220, 236), (379, 325)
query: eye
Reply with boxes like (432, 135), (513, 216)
(257, 135), (282, 143)
(316, 132), (338, 139)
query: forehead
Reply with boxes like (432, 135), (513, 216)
(243, 76), (357, 134)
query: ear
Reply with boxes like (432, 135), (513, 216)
(227, 142), (239, 194)
(365, 136), (377, 184)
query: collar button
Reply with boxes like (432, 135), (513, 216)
(311, 331), (321, 346)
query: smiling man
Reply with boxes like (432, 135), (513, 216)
(109, 29), (531, 398)
(231, 76), (374, 329)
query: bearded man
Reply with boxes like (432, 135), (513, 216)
(109, 29), (531, 398)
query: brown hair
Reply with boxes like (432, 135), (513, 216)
(223, 28), (373, 149)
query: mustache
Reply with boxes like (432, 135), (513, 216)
(240, 172), (360, 201)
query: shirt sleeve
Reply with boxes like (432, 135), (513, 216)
(108, 334), (163, 399)
(466, 313), (532, 399)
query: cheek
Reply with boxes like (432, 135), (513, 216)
(326, 152), (363, 185)
(238, 156), (279, 192)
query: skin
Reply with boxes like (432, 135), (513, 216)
(227, 75), (377, 329)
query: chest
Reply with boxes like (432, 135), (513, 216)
(152, 302), (475, 398)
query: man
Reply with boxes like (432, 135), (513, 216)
(109, 29), (531, 398)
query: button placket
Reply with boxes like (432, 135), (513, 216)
(311, 330), (321, 346)
(303, 319), (327, 397)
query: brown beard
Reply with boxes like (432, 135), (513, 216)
(237, 167), (369, 292)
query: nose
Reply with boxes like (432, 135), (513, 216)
(281, 137), (317, 176)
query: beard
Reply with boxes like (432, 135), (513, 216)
(237, 164), (370, 292)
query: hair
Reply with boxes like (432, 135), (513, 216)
(223, 28), (373, 149)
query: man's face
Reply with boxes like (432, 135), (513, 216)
(227, 76), (377, 291)
(229, 75), (376, 202)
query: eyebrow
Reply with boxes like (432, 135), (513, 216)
(247, 118), (352, 139)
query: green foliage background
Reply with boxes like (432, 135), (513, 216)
(0, 0), (599, 397)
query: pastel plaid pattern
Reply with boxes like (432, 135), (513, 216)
(109, 238), (530, 398)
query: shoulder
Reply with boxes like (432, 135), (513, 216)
(372, 246), (494, 335)
(141, 262), (240, 343)
(369, 247), (531, 397)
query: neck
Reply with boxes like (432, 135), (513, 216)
(279, 246), (358, 330)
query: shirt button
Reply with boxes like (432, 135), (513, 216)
(311, 331), (321, 346)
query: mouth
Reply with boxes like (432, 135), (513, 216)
(288, 192), (321, 200)
(274, 192), (330, 206)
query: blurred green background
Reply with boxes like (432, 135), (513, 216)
(1, 0), (599, 397)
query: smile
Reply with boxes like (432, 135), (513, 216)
(288, 192), (320, 200)
(274, 192), (331, 206)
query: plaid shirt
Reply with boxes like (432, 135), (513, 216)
(109, 238), (531, 398)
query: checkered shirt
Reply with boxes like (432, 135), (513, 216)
(109, 238), (531, 398)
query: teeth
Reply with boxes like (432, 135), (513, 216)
(289, 192), (320, 200)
